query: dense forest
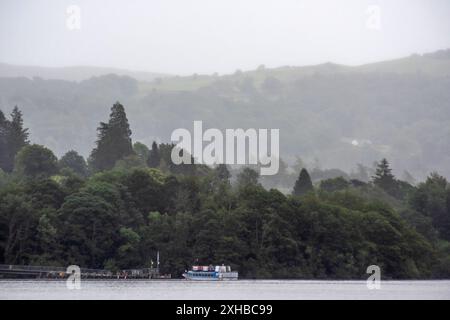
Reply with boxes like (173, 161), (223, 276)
(1, 103), (450, 279)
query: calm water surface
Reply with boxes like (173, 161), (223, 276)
(1, 280), (449, 300)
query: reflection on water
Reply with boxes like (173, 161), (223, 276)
(1, 280), (449, 300)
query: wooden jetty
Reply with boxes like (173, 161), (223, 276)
(0, 264), (167, 279)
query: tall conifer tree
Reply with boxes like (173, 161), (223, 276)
(293, 168), (313, 196)
(0, 106), (29, 172)
(90, 102), (133, 171)
(0, 110), (7, 171)
(372, 158), (396, 191)
(147, 141), (161, 168)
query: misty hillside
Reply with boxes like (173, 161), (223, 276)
(141, 49), (450, 92)
(0, 63), (168, 82)
(1, 49), (450, 179)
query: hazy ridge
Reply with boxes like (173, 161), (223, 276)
(1, 49), (450, 180)
(0, 63), (168, 82)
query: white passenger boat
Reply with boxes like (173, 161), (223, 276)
(182, 265), (238, 281)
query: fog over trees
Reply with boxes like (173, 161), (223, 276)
(1, 50), (450, 181)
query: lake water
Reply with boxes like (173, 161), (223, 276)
(1, 280), (449, 300)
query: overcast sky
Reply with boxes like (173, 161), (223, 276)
(1, 0), (449, 75)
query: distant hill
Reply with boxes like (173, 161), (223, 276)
(140, 49), (450, 92)
(355, 50), (450, 76)
(256, 48), (450, 78)
(1, 49), (450, 180)
(0, 63), (168, 82)
(2, 48), (450, 86)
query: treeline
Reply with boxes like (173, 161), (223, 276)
(2, 68), (450, 179)
(0, 103), (449, 279)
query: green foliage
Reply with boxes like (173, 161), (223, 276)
(320, 177), (350, 193)
(57, 192), (120, 268)
(59, 150), (88, 177)
(215, 164), (231, 182)
(0, 106), (29, 172)
(236, 167), (259, 189)
(0, 103), (449, 280)
(0, 160), (447, 278)
(14, 144), (58, 178)
(122, 168), (165, 215)
(117, 227), (141, 268)
(0, 168), (11, 189)
(147, 141), (160, 168)
(114, 154), (147, 171)
(293, 168), (313, 196)
(0, 192), (34, 264)
(410, 173), (450, 240)
(373, 158), (396, 192)
(133, 142), (150, 164)
(0, 110), (7, 171)
(372, 158), (414, 200)
(433, 240), (450, 278)
(89, 102), (134, 171)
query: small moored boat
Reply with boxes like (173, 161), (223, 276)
(182, 265), (238, 281)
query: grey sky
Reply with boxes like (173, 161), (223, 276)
(1, 0), (449, 75)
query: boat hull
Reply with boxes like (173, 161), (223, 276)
(182, 271), (238, 281)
